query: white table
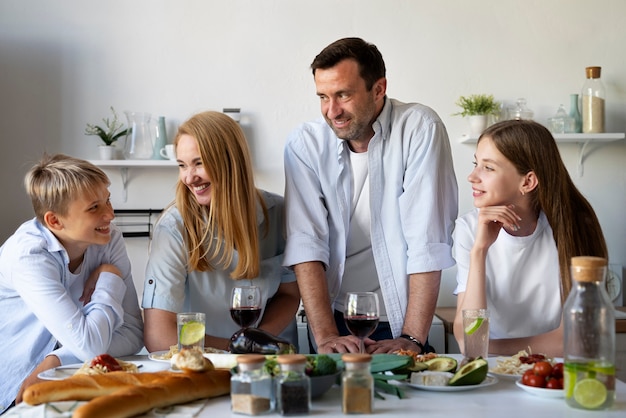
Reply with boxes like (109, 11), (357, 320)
(9, 355), (626, 418)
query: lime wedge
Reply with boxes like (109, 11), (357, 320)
(180, 321), (205, 346)
(464, 318), (484, 335)
(573, 378), (607, 409)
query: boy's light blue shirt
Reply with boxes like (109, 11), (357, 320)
(0, 219), (144, 413)
(283, 98), (458, 338)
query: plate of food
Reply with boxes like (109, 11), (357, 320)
(406, 373), (498, 392)
(38, 355), (165, 380)
(515, 380), (564, 398)
(488, 350), (551, 380)
(148, 346), (227, 363)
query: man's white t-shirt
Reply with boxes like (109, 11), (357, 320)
(336, 149), (387, 321)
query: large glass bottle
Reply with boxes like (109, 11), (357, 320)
(581, 66), (605, 133)
(563, 256), (615, 410)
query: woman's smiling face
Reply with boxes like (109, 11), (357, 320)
(468, 136), (525, 208)
(176, 134), (213, 207)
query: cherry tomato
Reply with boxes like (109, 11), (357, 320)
(546, 377), (563, 390)
(526, 373), (546, 388)
(550, 362), (564, 379)
(532, 361), (553, 377)
(522, 369), (535, 385)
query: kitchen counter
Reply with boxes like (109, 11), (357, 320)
(7, 353), (626, 418)
(435, 306), (626, 382)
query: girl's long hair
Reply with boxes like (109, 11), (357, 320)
(479, 120), (607, 298)
(174, 111), (267, 279)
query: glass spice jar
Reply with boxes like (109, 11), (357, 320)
(276, 354), (310, 416)
(341, 353), (374, 414)
(231, 354), (274, 415)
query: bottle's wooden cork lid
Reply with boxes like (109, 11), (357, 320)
(571, 256), (607, 282)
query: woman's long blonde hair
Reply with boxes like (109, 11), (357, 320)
(479, 120), (608, 299)
(174, 111), (267, 279)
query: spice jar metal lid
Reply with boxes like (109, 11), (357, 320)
(571, 256), (607, 282)
(585, 66), (602, 79)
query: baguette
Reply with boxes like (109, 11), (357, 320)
(23, 371), (172, 404)
(73, 369), (230, 418)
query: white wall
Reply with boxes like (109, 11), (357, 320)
(1, 0), (625, 307)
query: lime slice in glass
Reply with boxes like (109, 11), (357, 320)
(464, 317), (484, 335)
(573, 378), (607, 409)
(179, 321), (205, 345)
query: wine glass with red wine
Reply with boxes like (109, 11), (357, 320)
(344, 292), (380, 353)
(230, 285), (262, 330)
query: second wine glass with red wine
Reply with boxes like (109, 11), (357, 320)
(230, 285), (262, 330)
(344, 292), (380, 353)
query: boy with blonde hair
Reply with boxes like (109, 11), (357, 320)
(0, 154), (143, 413)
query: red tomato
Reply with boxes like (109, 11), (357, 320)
(90, 354), (122, 371)
(546, 378), (563, 390)
(550, 362), (564, 379)
(526, 373), (546, 388)
(532, 361), (553, 377)
(522, 369), (535, 385)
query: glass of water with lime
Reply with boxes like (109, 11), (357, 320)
(177, 312), (206, 351)
(462, 309), (489, 360)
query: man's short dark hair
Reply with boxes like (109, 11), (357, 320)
(311, 37), (386, 90)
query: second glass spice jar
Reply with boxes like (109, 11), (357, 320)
(276, 354), (311, 415)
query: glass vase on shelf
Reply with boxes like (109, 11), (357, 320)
(569, 94), (583, 133)
(123, 111), (154, 160)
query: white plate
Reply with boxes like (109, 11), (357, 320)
(405, 375), (498, 392)
(489, 370), (524, 381)
(148, 348), (229, 363)
(148, 350), (173, 363)
(38, 360), (167, 380)
(515, 380), (564, 398)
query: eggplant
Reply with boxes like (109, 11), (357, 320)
(229, 328), (296, 354)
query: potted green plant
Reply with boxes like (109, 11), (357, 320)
(85, 106), (130, 159)
(453, 94), (500, 136)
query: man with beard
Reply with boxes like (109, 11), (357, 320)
(283, 37), (458, 354)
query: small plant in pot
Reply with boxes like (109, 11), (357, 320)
(453, 94), (500, 136)
(85, 106), (130, 159)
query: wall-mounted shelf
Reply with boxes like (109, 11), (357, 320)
(459, 132), (624, 144)
(90, 160), (177, 167)
(90, 159), (178, 202)
(459, 133), (625, 177)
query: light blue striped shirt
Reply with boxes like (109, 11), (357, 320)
(283, 98), (458, 338)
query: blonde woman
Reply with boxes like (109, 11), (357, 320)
(143, 111), (299, 352)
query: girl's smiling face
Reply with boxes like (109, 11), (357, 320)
(468, 136), (526, 208)
(176, 134), (213, 207)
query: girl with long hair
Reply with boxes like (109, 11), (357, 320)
(453, 120), (607, 357)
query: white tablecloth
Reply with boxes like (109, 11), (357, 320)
(8, 355), (626, 418)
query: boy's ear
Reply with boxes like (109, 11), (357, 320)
(43, 211), (63, 231)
